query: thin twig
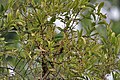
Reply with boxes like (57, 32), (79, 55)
(14, 58), (22, 70)
(42, 71), (50, 80)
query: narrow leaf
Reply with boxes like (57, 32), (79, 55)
(98, 2), (104, 13)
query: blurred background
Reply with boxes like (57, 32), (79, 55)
(91, 0), (120, 35)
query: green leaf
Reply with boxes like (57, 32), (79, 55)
(53, 32), (64, 42)
(98, 20), (108, 25)
(77, 29), (83, 37)
(86, 3), (95, 9)
(19, 52), (26, 58)
(100, 13), (107, 19)
(0, 4), (4, 13)
(78, 37), (86, 45)
(57, 27), (64, 32)
(91, 44), (103, 52)
(98, 2), (104, 13)
(34, 0), (40, 4)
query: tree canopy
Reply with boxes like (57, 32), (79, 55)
(0, 0), (120, 79)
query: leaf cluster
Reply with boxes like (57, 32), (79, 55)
(0, 0), (120, 79)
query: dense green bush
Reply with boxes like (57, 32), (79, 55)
(0, 0), (120, 79)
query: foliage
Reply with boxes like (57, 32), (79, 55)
(0, 0), (120, 79)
